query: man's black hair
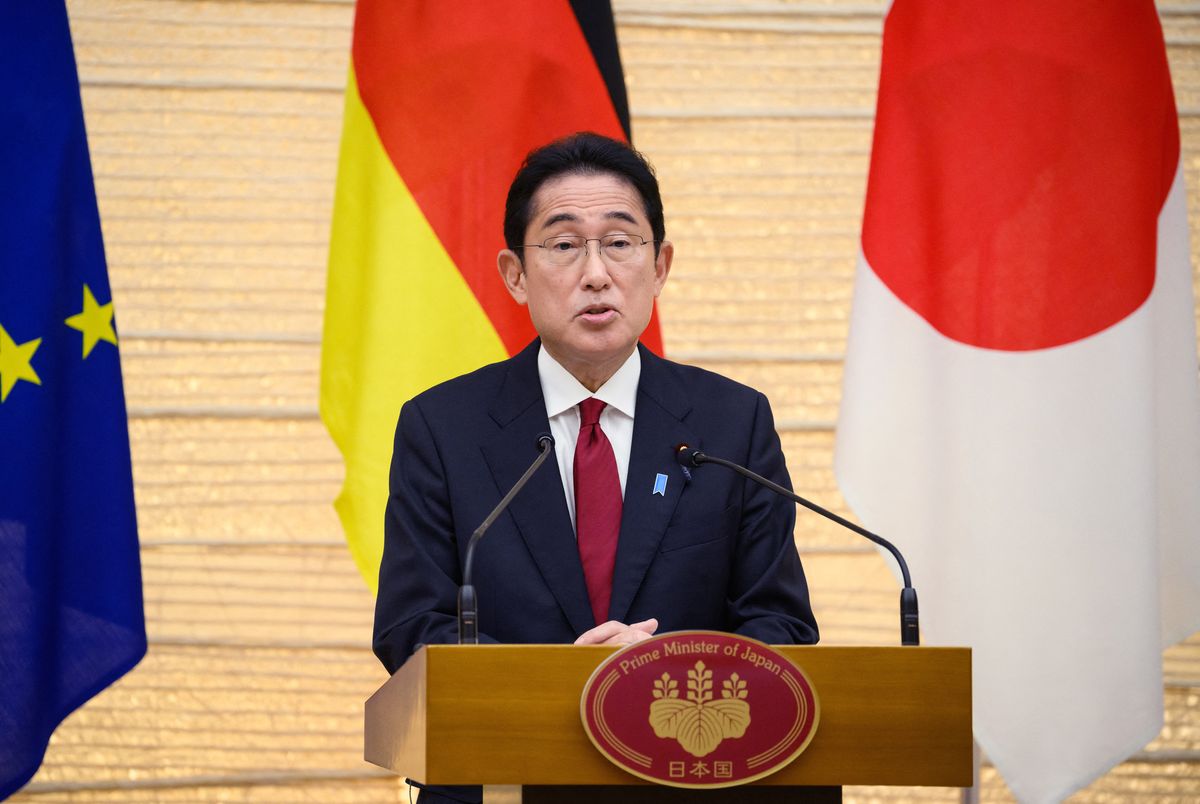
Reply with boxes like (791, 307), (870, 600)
(503, 131), (665, 257)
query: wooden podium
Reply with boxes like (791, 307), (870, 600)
(365, 644), (971, 801)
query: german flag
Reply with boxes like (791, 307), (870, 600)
(320, 1), (661, 590)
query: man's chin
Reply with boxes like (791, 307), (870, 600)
(573, 334), (636, 360)
(548, 335), (638, 375)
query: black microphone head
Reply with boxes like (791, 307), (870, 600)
(675, 443), (703, 467)
(536, 433), (555, 451)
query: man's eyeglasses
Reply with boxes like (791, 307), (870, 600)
(522, 234), (657, 266)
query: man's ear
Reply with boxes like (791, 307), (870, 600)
(653, 240), (673, 297)
(497, 249), (528, 305)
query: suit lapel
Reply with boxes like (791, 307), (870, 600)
(481, 342), (594, 636)
(608, 345), (696, 623)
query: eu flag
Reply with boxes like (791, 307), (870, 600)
(0, 3), (146, 797)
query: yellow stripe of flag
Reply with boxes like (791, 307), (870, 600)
(320, 70), (506, 590)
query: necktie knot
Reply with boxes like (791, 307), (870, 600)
(579, 397), (606, 427)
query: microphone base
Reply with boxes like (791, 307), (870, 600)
(900, 587), (920, 646)
(458, 584), (479, 645)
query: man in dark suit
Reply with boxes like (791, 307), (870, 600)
(373, 135), (817, 799)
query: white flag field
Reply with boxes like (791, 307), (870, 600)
(836, 2), (1200, 802)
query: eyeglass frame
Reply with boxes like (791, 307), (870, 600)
(518, 233), (662, 264)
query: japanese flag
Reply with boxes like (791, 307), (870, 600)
(835, 2), (1200, 801)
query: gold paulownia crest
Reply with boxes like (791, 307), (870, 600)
(648, 660), (750, 757)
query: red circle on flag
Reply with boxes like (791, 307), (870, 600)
(861, 1), (1178, 351)
(580, 631), (819, 789)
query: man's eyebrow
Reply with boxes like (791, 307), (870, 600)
(542, 212), (579, 228)
(605, 210), (638, 225)
(540, 210), (640, 228)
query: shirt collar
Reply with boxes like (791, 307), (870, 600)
(538, 344), (640, 419)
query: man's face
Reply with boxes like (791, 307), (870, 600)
(498, 172), (672, 390)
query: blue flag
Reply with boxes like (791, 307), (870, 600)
(0, 3), (146, 798)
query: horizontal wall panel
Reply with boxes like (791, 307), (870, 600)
(23, 645), (388, 788)
(142, 545), (373, 646)
(128, 417), (343, 543)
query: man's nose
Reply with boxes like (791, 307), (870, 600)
(579, 243), (612, 289)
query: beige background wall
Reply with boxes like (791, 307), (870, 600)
(11, 1), (1200, 801)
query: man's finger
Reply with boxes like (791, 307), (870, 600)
(606, 628), (654, 646)
(574, 620), (627, 645)
(629, 618), (659, 635)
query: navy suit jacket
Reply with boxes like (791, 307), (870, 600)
(373, 341), (818, 674)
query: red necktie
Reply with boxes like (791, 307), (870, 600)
(574, 398), (622, 626)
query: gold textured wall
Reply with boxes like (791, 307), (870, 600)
(11, 0), (1200, 801)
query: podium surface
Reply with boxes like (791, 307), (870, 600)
(366, 644), (971, 788)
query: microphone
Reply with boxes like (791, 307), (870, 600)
(458, 433), (555, 644)
(676, 444), (920, 647)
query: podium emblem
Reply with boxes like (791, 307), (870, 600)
(649, 662), (750, 756)
(580, 631), (819, 788)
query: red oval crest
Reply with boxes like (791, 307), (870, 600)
(580, 631), (819, 788)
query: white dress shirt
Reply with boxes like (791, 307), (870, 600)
(537, 344), (640, 530)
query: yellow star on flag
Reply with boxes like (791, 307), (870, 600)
(0, 323), (42, 403)
(64, 283), (118, 358)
